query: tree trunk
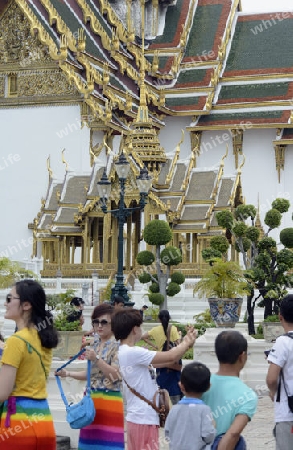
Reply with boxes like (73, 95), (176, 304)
(264, 298), (273, 319)
(246, 293), (255, 335)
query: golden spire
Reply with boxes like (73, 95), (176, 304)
(126, 0), (166, 174)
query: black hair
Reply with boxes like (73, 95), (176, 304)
(15, 279), (58, 349)
(180, 362), (211, 394)
(0, 333), (4, 342)
(215, 330), (247, 364)
(70, 297), (85, 307)
(280, 294), (293, 323)
(158, 309), (170, 337)
(111, 309), (142, 340)
(113, 295), (125, 305)
(92, 303), (114, 321)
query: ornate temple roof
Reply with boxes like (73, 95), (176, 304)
(1, 0), (293, 126)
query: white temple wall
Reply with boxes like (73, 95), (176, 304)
(1, 105), (293, 265)
(0, 104), (90, 262)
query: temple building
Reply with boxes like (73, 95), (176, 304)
(0, 0), (293, 278)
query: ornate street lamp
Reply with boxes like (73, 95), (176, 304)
(97, 152), (152, 306)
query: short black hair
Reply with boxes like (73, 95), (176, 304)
(70, 297), (85, 307)
(280, 294), (293, 323)
(111, 309), (142, 340)
(215, 331), (247, 364)
(180, 362), (211, 394)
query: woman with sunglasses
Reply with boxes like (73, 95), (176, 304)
(0, 279), (58, 449)
(55, 303), (125, 450)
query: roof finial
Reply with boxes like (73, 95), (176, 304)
(46, 155), (53, 180)
(62, 148), (69, 171)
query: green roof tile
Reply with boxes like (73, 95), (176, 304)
(177, 69), (207, 84)
(185, 4), (223, 58)
(219, 83), (290, 100)
(152, 0), (184, 45)
(199, 110), (284, 123)
(50, 0), (105, 59)
(226, 18), (293, 72)
(166, 96), (200, 107)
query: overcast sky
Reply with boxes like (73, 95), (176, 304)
(241, 0), (292, 12)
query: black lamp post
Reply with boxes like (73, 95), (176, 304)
(97, 152), (152, 306)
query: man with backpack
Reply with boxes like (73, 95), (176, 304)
(266, 294), (293, 449)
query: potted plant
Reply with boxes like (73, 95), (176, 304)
(262, 314), (283, 343)
(47, 290), (85, 359)
(193, 259), (249, 327)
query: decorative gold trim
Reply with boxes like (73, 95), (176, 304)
(231, 128), (243, 168)
(166, 130), (184, 184)
(274, 144), (286, 183)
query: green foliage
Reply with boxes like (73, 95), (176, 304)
(202, 248), (222, 262)
(138, 272), (151, 284)
(166, 282), (181, 297)
(149, 282), (160, 293)
(257, 237), (276, 252)
(171, 272), (185, 285)
(193, 259), (249, 299)
(280, 228), (293, 249)
(47, 290), (81, 331)
(143, 220), (172, 245)
(148, 293), (165, 306)
(160, 246), (182, 266)
(263, 314), (280, 322)
(272, 198), (290, 213)
(264, 208), (282, 229)
(216, 210), (234, 229)
(235, 204), (256, 220)
(246, 226), (260, 242)
(233, 222), (248, 237)
(136, 250), (155, 266)
(210, 236), (229, 254)
(0, 257), (37, 289)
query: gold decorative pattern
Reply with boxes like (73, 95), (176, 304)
(0, 2), (52, 67)
(190, 131), (202, 167)
(17, 70), (79, 97)
(274, 144), (286, 183)
(231, 128), (243, 168)
(0, 74), (4, 97)
(166, 130), (184, 184)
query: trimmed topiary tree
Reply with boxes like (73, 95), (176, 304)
(202, 198), (293, 334)
(136, 219), (185, 310)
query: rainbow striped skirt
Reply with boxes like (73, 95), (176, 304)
(78, 389), (125, 450)
(0, 396), (56, 449)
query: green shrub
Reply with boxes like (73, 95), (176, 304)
(171, 272), (185, 285)
(138, 272), (151, 283)
(166, 282), (181, 296)
(148, 293), (164, 306)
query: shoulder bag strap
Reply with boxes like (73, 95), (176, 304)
(55, 356), (91, 409)
(276, 334), (293, 402)
(122, 376), (160, 413)
(13, 335), (48, 378)
(167, 325), (171, 348)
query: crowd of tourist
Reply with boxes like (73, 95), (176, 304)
(0, 281), (293, 449)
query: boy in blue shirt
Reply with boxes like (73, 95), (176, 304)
(202, 330), (258, 450)
(165, 362), (216, 449)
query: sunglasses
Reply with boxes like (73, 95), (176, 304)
(6, 294), (20, 303)
(92, 319), (110, 326)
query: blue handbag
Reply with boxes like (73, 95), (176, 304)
(55, 349), (96, 429)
